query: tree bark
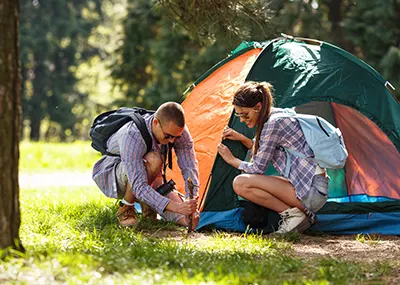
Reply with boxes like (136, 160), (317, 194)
(0, 0), (24, 251)
(324, 0), (353, 52)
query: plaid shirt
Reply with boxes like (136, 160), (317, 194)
(92, 113), (199, 215)
(239, 108), (317, 200)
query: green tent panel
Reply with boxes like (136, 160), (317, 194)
(195, 36), (400, 235)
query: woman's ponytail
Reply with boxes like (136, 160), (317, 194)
(232, 81), (274, 155)
(253, 82), (273, 154)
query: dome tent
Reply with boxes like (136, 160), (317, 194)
(168, 35), (400, 235)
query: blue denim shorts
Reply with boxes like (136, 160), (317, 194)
(301, 175), (330, 214)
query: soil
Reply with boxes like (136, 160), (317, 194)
(155, 231), (400, 262)
(291, 234), (400, 262)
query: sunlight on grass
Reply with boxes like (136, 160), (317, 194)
(0, 185), (394, 284)
(4, 142), (396, 284)
(20, 141), (100, 173)
(355, 233), (381, 246)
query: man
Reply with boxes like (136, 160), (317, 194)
(92, 102), (199, 228)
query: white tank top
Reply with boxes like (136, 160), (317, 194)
(315, 164), (326, 175)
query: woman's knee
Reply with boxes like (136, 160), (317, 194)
(232, 175), (249, 196)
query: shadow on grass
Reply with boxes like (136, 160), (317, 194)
(75, 202), (185, 233)
(51, 202), (306, 281)
(18, 201), (395, 284)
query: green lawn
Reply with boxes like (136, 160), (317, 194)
(0, 185), (393, 284)
(1, 142), (395, 284)
(20, 141), (101, 172)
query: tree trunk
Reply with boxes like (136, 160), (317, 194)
(30, 113), (41, 141)
(29, 63), (45, 141)
(0, 0), (24, 251)
(325, 0), (353, 52)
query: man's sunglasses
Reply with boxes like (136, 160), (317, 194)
(159, 120), (177, 140)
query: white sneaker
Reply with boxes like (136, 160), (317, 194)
(275, 207), (310, 234)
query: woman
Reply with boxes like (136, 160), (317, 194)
(217, 81), (329, 233)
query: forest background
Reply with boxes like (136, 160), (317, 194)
(1, 1), (399, 282)
(20, 0), (400, 142)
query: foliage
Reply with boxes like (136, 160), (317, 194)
(111, 0), (228, 109)
(19, 0), (400, 142)
(344, 0), (400, 97)
(272, 0), (333, 41)
(157, 0), (275, 45)
(20, 0), (102, 141)
(0, 185), (394, 284)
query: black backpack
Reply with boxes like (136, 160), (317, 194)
(241, 201), (281, 234)
(90, 107), (154, 156)
(89, 107), (173, 179)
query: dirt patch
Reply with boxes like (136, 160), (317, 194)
(145, 230), (400, 264)
(290, 235), (400, 284)
(291, 234), (400, 262)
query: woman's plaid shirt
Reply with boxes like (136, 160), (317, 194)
(239, 108), (317, 200)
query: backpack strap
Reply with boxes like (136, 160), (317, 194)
(161, 143), (174, 183)
(131, 110), (174, 183)
(280, 146), (309, 177)
(130, 112), (152, 153)
(168, 142), (173, 170)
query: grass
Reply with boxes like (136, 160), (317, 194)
(355, 234), (382, 246)
(20, 141), (100, 173)
(2, 142), (396, 284)
(0, 185), (395, 284)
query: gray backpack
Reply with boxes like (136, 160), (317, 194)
(275, 108), (348, 177)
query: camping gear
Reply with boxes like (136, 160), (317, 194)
(241, 201), (281, 233)
(90, 107), (154, 155)
(167, 35), (400, 235)
(274, 108), (348, 174)
(90, 106), (174, 182)
(155, 179), (176, 196)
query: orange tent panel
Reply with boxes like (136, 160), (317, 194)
(167, 48), (263, 200)
(332, 103), (400, 199)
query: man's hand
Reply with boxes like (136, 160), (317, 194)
(166, 197), (198, 215)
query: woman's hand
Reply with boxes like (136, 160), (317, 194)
(218, 143), (233, 163)
(222, 127), (242, 141)
(218, 143), (241, 168)
(222, 126), (253, 149)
